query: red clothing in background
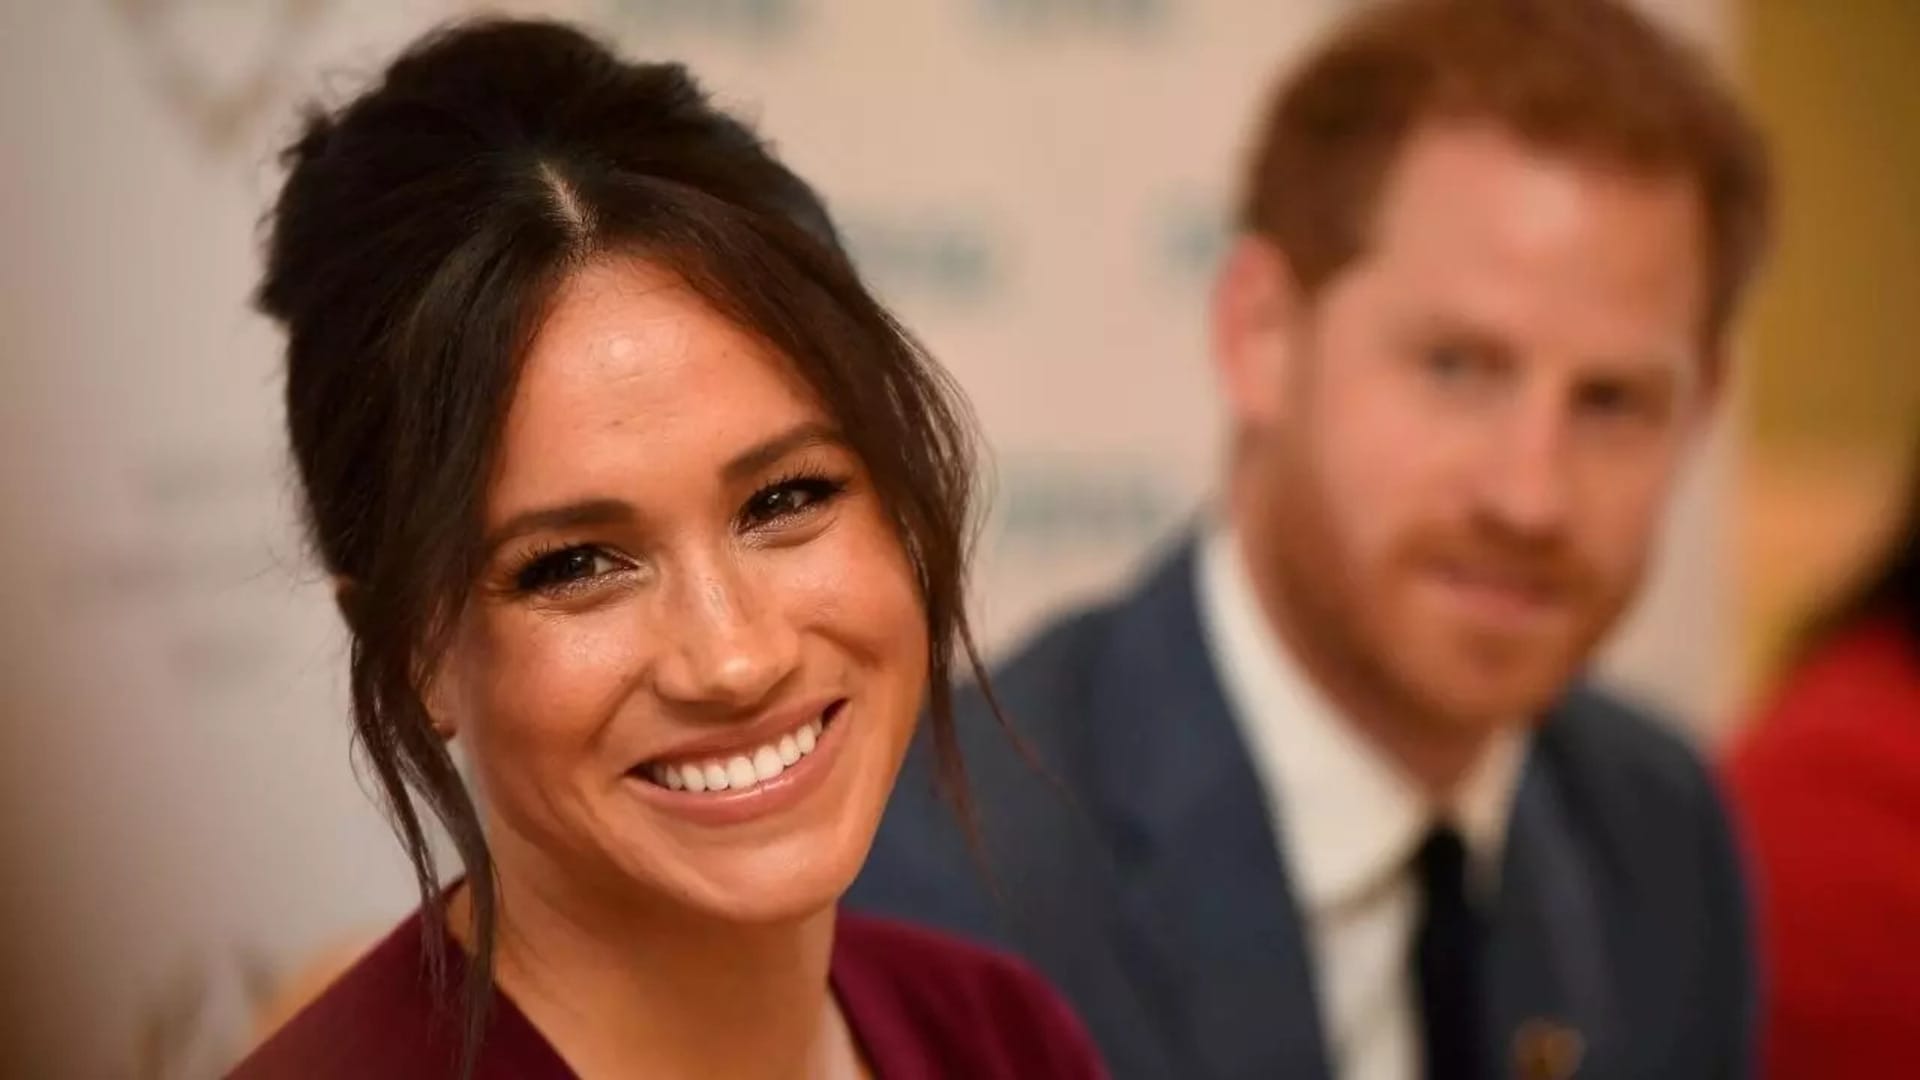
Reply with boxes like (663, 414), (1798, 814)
(1725, 619), (1920, 1079)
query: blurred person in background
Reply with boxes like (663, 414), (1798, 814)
(232, 18), (1104, 1080)
(1726, 435), (1920, 1079)
(850, 1), (1772, 1077)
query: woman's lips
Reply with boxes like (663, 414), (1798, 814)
(621, 701), (850, 827)
(634, 702), (841, 793)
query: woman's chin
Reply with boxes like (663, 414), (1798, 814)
(661, 854), (863, 925)
(608, 814), (877, 925)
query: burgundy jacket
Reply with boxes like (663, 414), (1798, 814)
(232, 909), (1107, 1079)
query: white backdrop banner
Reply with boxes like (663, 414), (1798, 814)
(0, 0), (1731, 1074)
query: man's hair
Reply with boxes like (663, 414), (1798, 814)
(1240, 0), (1772, 349)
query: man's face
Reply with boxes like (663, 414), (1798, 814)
(1219, 121), (1713, 732)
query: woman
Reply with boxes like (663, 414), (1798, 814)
(1725, 439), (1920, 1078)
(233, 18), (1102, 1079)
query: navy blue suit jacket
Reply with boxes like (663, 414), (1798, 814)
(848, 542), (1754, 1079)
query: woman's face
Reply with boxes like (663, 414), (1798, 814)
(434, 257), (929, 925)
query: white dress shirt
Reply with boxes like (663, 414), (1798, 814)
(1195, 525), (1528, 1080)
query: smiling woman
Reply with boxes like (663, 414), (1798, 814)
(229, 17), (1103, 1080)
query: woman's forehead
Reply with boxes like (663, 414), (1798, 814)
(489, 260), (831, 505)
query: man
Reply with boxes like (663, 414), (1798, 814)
(848, 1), (1772, 1078)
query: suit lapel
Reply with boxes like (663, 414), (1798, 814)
(1076, 543), (1625, 1079)
(1083, 542), (1333, 1080)
(1488, 735), (1615, 1080)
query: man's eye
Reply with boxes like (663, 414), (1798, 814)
(1425, 343), (1496, 383)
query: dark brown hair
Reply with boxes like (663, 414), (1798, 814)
(256, 17), (990, 1075)
(1240, 0), (1772, 351)
(1803, 433), (1920, 657)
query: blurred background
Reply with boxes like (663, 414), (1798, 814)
(0, 0), (1910, 1075)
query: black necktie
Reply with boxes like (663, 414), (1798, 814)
(1415, 825), (1485, 1080)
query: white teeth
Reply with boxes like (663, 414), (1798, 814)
(646, 710), (836, 794)
(725, 755), (757, 790)
(682, 763), (708, 793)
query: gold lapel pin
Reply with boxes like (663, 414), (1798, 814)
(1512, 1018), (1585, 1080)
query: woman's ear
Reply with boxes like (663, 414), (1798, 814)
(335, 575), (458, 740)
(421, 672), (458, 741)
(419, 644), (459, 741)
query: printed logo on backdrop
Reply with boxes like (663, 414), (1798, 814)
(62, 450), (297, 691)
(1155, 193), (1229, 288)
(110, 0), (807, 163)
(978, 454), (1191, 648)
(838, 211), (1006, 309)
(992, 454), (1183, 556)
(108, 0), (332, 159)
(595, 0), (806, 43)
(975, 0), (1170, 34)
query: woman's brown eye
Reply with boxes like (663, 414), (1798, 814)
(742, 477), (845, 527)
(516, 546), (616, 592)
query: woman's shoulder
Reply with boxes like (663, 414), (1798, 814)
(1733, 619), (1920, 768)
(1727, 618), (1920, 872)
(832, 912), (1107, 1079)
(1758, 620), (1920, 723)
(228, 913), (476, 1080)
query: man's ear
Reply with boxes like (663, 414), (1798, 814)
(1211, 233), (1306, 431)
(1695, 343), (1732, 428)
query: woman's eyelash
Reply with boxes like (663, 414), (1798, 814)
(511, 542), (622, 595)
(504, 471), (848, 595)
(741, 470), (848, 527)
